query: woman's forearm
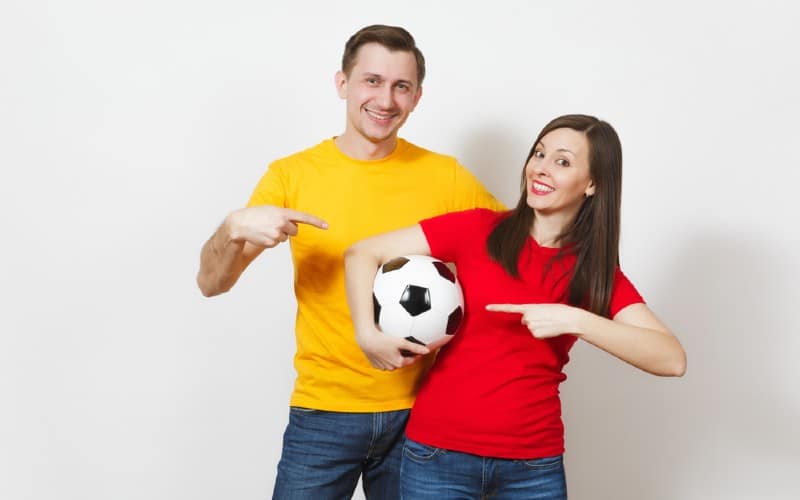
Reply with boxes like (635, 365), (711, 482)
(344, 243), (384, 339)
(576, 304), (686, 377)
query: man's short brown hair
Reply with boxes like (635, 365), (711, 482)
(341, 25), (426, 85)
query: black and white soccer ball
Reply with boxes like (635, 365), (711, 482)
(372, 255), (464, 350)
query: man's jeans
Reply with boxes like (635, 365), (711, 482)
(400, 437), (567, 499)
(272, 407), (409, 499)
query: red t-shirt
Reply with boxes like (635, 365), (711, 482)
(407, 208), (644, 459)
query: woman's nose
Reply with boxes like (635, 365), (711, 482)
(527, 160), (548, 178)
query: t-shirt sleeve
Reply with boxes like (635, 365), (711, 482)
(419, 209), (486, 263)
(609, 268), (645, 317)
(246, 161), (287, 208)
(450, 160), (506, 212)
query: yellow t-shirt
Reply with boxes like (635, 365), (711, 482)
(248, 138), (504, 412)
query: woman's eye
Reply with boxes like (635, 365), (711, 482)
(533, 150), (544, 158)
(556, 159), (570, 167)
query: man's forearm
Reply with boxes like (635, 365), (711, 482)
(197, 221), (247, 297)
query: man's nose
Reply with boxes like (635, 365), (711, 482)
(375, 86), (393, 108)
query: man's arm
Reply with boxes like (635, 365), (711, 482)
(196, 205), (328, 297)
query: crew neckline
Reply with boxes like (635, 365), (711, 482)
(528, 234), (579, 256)
(326, 137), (407, 165)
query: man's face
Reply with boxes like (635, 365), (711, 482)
(336, 43), (422, 145)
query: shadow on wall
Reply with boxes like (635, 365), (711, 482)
(455, 124), (531, 207)
(562, 230), (800, 500)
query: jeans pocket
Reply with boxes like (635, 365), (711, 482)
(403, 438), (443, 461)
(521, 454), (563, 470)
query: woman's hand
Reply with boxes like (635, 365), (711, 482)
(487, 302), (686, 377)
(485, 303), (587, 338)
(356, 327), (430, 371)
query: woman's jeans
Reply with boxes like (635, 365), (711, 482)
(400, 437), (567, 499)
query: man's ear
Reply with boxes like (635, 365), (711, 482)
(411, 85), (423, 111)
(335, 71), (347, 99)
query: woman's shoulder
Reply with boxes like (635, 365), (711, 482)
(450, 207), (510, 224)
(421, 208), (508, 243)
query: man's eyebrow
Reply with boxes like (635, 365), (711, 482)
(360, 72), (415, 87)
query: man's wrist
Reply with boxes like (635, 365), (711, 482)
(223, 210), (243, 243)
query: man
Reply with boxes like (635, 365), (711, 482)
(197, 25), (502, 499)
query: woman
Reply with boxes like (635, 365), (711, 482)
(344, 114), (686, 499)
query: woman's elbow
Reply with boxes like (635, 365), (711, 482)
(673, 353), (687, 377)
(344, 242), (362, 262)
(662, 350), (687, 377)
(345, 240), (380, 264)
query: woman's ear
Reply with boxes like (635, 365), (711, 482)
(585, 180), (596, 197)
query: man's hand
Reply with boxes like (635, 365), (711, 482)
(485, 303), (588, 339)
(226, 206), (328, 248)
(356, 327), (430, 371)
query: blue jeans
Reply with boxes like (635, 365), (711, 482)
(400, 437), (567, 499)
(272, 407), (409, 500)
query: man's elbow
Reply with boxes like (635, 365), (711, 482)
(197, 273), (227, 298)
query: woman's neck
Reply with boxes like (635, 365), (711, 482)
(530, 211), (573, 247)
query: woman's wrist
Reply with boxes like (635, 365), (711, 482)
(572, 307), (597, 339)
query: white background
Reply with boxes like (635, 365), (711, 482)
(2, 1), (799, 499)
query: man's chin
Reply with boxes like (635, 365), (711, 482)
(362, 129), (397, 144)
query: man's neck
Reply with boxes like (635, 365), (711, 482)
(334, 132), (398, 161)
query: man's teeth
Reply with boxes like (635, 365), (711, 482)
(366, 110), (393, 120)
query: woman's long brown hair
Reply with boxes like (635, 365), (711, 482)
(486, 114), (623, 316)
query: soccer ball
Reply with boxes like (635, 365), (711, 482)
(372, 255), (464, 350)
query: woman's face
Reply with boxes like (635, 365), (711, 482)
(525, 127), (596, 218)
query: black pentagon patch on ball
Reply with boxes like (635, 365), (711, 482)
(446, 306), (463, 335)
(400, 285), (431, 316)
(405, 336), (426, 346)
(373, 293), (381, 324)
(382, 257), (410, 273)
(432, 261), (456, 283)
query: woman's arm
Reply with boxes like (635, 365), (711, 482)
(344, 225), (434, 371)
(486, 303), (686, 377)
(580, 303), (686, 376)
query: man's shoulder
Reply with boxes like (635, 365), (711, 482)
(272, 139), (333, 166)
(398, 138), (459, 167)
